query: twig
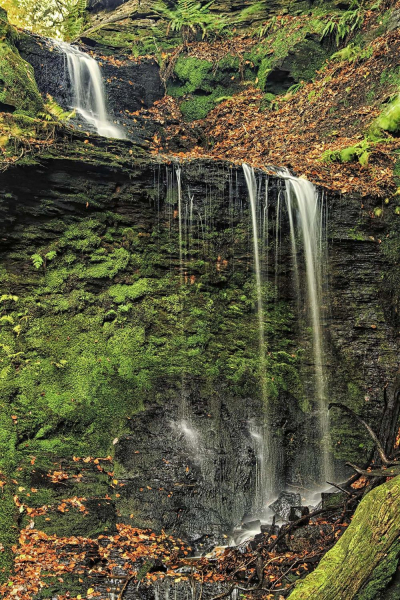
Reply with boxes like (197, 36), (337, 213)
(117, 574), (135, 600)
(326, 480), (352, 497)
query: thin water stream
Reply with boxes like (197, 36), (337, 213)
(243, 163), (333, 515)
(243, 164), (277, 513)
(281, 170), (333, 483)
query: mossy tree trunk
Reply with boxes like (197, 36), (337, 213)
(289, 476), (400, 600)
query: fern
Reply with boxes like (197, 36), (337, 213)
(330, 43), (373, 63)
(45, 250), (57, 261)
(154, 0), (226, 41)
(65, 0), (88, 41)
(321, 2), (365, 46)
(31, 254), (44, 269)
(256, 16), (278, 38)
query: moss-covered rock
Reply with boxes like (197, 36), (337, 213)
(289, 476), (400, 600)
(0, 8), (43, 115)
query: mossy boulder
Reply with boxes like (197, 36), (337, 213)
(289, 476), (400, 600)
(0, 9), (42, 115)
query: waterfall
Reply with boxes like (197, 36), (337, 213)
(282, 170), (333, 483)
(56, 42), (126, 139)
(243, 164), (277, 512)
(243, 163), (332, 509)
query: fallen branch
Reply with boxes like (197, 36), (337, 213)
(346, 462), (400, 478)
(117, 574), (136, 600)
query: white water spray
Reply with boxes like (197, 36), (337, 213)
(57, 42), (125, 139)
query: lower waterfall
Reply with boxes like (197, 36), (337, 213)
(242, 163), (332, 515)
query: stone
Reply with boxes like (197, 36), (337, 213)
(289, 506), (310, 522)
(285, 524), (333, 553)
(261, 523), (280, 537)
(269, 492), (302, 521)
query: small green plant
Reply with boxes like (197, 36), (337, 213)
(154, 0), (226, 42)
(31, 251), (57, 272)
(31, 254), (44, 269)
(321, 1), (365, 46)
(374, 94), (400, 133)
(321, 139), (371, 166)
(38, 95), (75, 124)
(330, 43), (373, 63)
(256, 16), (278, 38)
(285, 82), (304, 96)
(64, 0), (88, 41)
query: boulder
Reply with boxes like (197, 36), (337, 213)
(321, 491), (347, 510)
(269, 492), (302, 521)
(289, 506), (310, 522)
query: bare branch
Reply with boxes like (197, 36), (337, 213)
(329, 403), (397, 465)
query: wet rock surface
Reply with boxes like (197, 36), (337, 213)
(269, 492), (302, 521)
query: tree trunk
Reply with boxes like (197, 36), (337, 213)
(288, 476), (400, 600)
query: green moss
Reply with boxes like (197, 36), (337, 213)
(375, 95), (400, 133)
(168, 55), (240, 120)
(289, 477), (400, 600)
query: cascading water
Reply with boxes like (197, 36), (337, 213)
(243, 163), (332, 514)
(176, 166), (184, 284)
(243, 164), (277, 512)
(282, 171), (333, 482)
(56, 42), (126, 139)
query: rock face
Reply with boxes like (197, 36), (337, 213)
(115, 382), (261, 543)
(87, 0), (129, 12)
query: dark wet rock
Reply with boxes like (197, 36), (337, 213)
(261, 523), (280, 537)
(265, 35), (328, 94)
(191, 533), (226, 555)
(285, 524), (333, 553)
(289, 506), (310, 522)
(269, 492), (302, 521)
(1, 147), (400, 544)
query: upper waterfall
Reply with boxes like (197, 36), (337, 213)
(56, 42), (126, 140)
